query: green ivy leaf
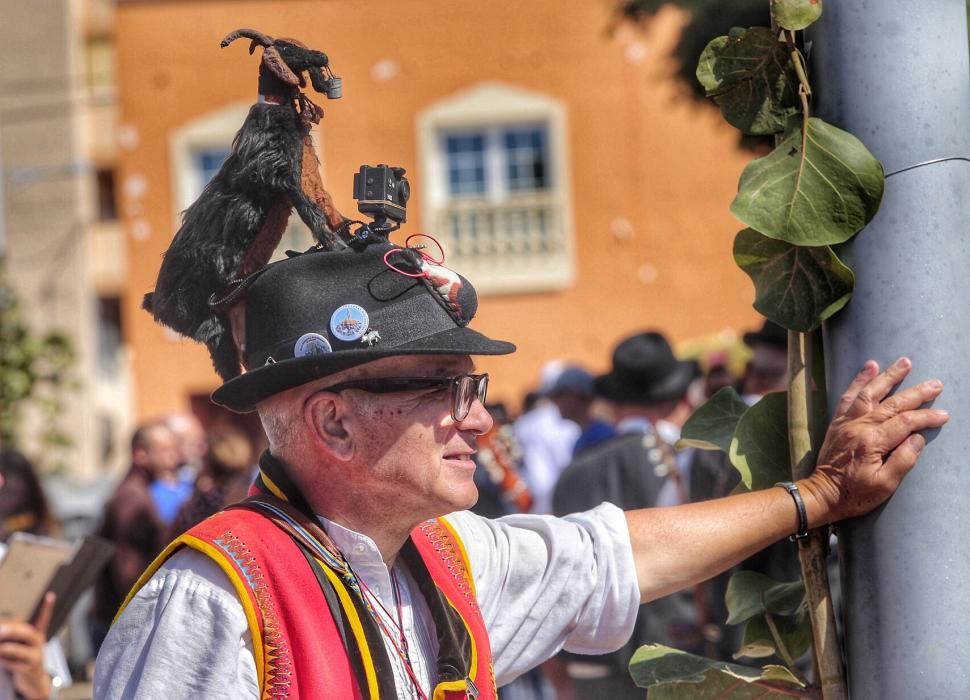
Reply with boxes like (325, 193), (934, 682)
(731, 117), (885, 245)
(771, 0), (823, 31)
(629, 644), (808, 698)
(737, 610), (813, 661)
(696, 27), (800, 136)
(734, 228), (855, 332)
(726, 571), (805, 625)
(729, 392), (791, 490)
(677, 387), (749, 452)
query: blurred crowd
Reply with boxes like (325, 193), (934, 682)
(0, 416), (258, 698)
(0, 317), (794, 699)
(469, 318), (793, 700)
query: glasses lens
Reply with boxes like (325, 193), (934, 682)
(452, 375), (488, 421)
(453, 376), (473, 421)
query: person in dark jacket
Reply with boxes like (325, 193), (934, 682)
(89, 421), (180, 654)
(553, 331), (701, 699)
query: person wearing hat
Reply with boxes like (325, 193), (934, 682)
(550, 331), (706, 698)
(741, 318), (789, 399)
(94, 34), (948, 700)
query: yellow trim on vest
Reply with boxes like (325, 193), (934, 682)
(112, 533), (268, 693)
(437, 516), (477, 598)
(432, 679), (469, 700)
(434, 516), (489, 689)
(178, 535), (267, 693)
(317, 559), (381, 700)
(447, 596), (479, 683)
(260, 472), (288, 501)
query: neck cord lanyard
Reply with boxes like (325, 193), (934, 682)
(241, 500), (432, 698)
(356, 570), (429, 700)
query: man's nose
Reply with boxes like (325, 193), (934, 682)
(457, 397), (493, 435)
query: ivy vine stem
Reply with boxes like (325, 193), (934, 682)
(787, 329), (846, 700)
(763, 609), (801, 676)
(784, 29), (812, 117)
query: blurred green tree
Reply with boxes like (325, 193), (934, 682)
(617, 0), (770, 98)
(0, 268), (76, 471)
(619, 1), (970, 96)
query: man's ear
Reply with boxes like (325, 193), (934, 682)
(304, 392), (354, 460)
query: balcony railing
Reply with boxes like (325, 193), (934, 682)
(432, 195), (572, 293)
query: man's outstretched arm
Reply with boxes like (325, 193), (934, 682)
(627, 357), (948, 603)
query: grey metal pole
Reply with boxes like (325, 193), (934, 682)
(810, 2), (970, 697)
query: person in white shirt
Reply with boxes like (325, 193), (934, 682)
(100, 38), (948, 695)
(95, 236), (947, 700)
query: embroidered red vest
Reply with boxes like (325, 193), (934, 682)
(120, 507), (497, 700)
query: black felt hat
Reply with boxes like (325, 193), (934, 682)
(593, 331), (698, 404)
(742, 319), (788, 349)
(211, 242), (515, 412)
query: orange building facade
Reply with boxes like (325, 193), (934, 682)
(115, 0), (762, 422)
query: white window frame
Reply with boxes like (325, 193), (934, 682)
(417, 82), (575, 294)
(169, 103), (315, 259)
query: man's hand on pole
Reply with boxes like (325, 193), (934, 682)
(625, 357), (948, 603)
(799, 357), (948, 527)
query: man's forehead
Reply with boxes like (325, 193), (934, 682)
(144, 425), (175, 445)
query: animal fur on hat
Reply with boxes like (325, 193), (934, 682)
(143, 29), (351, 380)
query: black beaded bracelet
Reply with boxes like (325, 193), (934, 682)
(775, 481), (809, 542)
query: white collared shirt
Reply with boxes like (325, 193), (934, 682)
(93, 504), (639, 700)
(320, 519), (438, 699)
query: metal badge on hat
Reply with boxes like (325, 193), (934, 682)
(330, 304), (370, 343)
(293, 333), (333, 358)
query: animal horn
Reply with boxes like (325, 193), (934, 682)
(221, 28), (275, 50)
(261, 46), (301, 86)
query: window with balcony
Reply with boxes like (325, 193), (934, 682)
(418, 83), (574, 293)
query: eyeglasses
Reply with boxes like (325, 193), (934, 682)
(319, 373), (489, 421)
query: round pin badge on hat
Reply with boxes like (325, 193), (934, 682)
(330, 304), (370, 342)
(294, 333), (333, 358)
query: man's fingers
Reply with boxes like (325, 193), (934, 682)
(850, 357), (913, 414)
(883, 434), (927, 480)
(875, 379), (945, 417)
(835, 360), (880, 418)
(30, 593), (54, 637)
(876, 408), (950, 451)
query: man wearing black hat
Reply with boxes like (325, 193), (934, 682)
(93, 239), (948, 700)
(551, 331), (705, 698)
(94, 35), (949, 699)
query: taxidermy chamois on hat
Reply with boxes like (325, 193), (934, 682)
(143, 28), (351, 381)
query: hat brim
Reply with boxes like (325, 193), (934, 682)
(593, 359), (698, 404)
(212, 327), (515, 413)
